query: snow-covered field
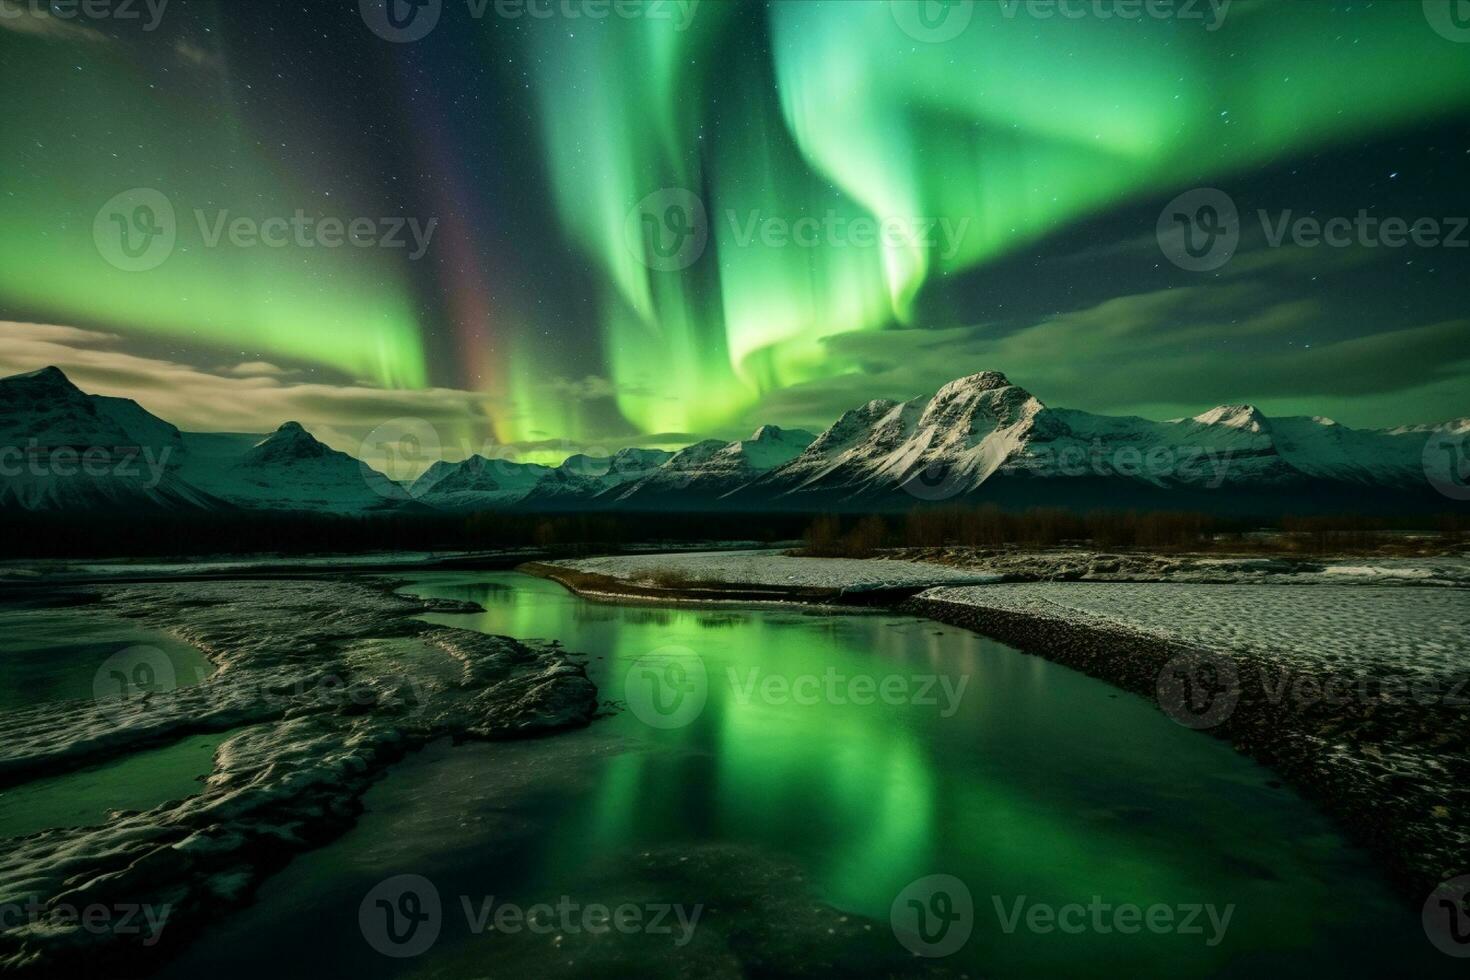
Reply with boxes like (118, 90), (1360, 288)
(556, 549), (1001, 590)
(895, 548), (1470, 588)
(556, 548), (1468, 682)
(556, 547), (1470, 591)
(921, 581), (1469, 680)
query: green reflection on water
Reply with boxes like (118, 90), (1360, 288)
(0, 609), (213, 712)
(0, 733), (225, 839)
(389, 572), (1438, 978)
(157, 572), (1446, 979)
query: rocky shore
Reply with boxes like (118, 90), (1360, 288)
(0, 577), (598, 977)
(901, 591), (1467, 901)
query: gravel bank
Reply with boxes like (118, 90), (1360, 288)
(904, 584), (1469, 900)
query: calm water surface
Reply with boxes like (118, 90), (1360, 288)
(159, 571), (1447, 978)
(0, 605), (220, 836)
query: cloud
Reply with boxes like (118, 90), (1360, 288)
(222, 361), (292, 378)
(174, 39), (225, 71)
(0, 2), (108, 43)
(746, 283), (1470, 431)
(0, 318), (494, 436)
(541, 374), (658, 401)
(544, 375), (618, 400)
(0, 322), (703, 474)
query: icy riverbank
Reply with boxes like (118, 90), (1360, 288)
(546, 548), (1469, 898)
(0, 578), (596, 976)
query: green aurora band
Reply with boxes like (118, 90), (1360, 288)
(2, 1), (1468, 444)
(0, 13), (426, 389)
(521, 0), (1470, 439)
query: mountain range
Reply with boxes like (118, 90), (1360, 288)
(1, 366), (1463, 516)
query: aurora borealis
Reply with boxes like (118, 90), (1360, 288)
(2, 0), (1469, 464)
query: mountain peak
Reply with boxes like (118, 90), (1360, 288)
(933, 371), (1012, 399)
(15, 365), (70, 383)
(3, 365), (84, 395)
(1194, 404), (1269, 432)
(246, 421), (331, 463)
(746, 424), (816, 444)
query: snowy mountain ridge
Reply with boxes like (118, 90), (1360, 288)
(0, 365), (1461, 515)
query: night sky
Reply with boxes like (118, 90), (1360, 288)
(2, 0), (1468, 468)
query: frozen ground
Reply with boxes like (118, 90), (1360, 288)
(554, 548), (1470, 592)
(906, 579), (1468, 896)
(921, 581), (1469, 679)
(555, 549), (1001, 591)
(0, 578), (596, 976)
(890, 547), (1470, 588)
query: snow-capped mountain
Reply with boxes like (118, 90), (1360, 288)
(736, 371), (1442, 511)
(535, 448), (674, 504)
(605, 425), (815, 505)
(190, 421), (409, 513)
(742, 372), (1036, 504)
(411, 446), (677, 511)
(410, 454), (555, 510)
(1, 365), (1460, 516)
(0, 367), (218, 512)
